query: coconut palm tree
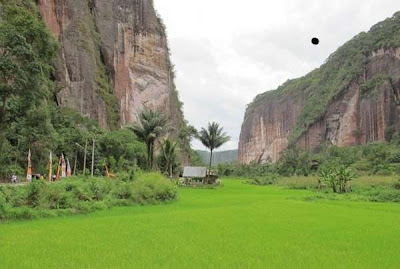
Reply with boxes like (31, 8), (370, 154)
(198, 122), (230, 181)
(130, 108), (168, 170)
(159, 138), (178, 178)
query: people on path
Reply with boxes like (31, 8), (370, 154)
(11, 174), (18, 184)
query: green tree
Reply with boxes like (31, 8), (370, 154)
(98, 129), (147, 171)
(0, 2), (57, 143)
(129, 108), (168, 170)
(0, 1), (58, 177)
(336, 166), (355, 193)
(197, 122), (230, 180)
(159, 138), (179, 178)
(319, 168), (337, 193)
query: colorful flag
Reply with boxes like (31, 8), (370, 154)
(61, 154), (66, 178)
(67, 159), (72, 177)
(26, 149), (32, 183)
(48, 152), (52, 182)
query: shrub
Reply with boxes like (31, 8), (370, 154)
(111, 181), (133, 200)
(394, 180), (400, 190)
(367, 190), (400, 203)
(40, 184), (75, 210)
(0, 191), (6, 219)
(26, 181), (45, 207)
(87, 178), (112, 200)
(0, 173), (178, 221)
(375, 169), (393, 176)
(249, 174), (279, 186)
(132, 176), (178, 204)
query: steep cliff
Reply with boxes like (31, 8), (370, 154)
(239, 12), (400, 164)
(37, 0), (184, 134)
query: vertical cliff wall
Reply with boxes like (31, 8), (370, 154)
(38, 0), (184, 133)
(239, 13), (400, 164)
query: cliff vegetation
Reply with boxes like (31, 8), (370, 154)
(248, 12), (400, 144)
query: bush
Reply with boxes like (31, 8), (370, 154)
(26, 181), (45, 207)
(111, 181), (133, 200)
(0, 173), (178, 221)
(366, 189), (400, 203)
(249, 174), (279, 186)
(40, 184), (75, 210)
(394, 180), (400, 190)
(0, 191), (6, 219)
(375, 169), (393, 176)
(132, 176), (178, 204)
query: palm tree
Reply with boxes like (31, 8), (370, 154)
(198, 122), (230, 180)
(130, 108), (168, 170)
(159, 138), (178, 178)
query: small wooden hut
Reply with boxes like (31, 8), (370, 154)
(182, 167), (219, 185)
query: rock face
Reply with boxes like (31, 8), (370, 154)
(38, 0), (184, 133)
(239, 15), (400, 164)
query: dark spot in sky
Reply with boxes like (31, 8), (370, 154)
(312, 37), (320, 45)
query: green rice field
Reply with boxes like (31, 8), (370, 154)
(1, 179), (400, 268)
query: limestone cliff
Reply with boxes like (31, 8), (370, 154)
(38, 0), (184, 134)
(239, 12), (400, 164)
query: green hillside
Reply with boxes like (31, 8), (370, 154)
(196, 149), (238, 165)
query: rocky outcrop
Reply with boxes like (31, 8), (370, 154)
(239, 47), (400, 164)
(37, 0), (184, 133)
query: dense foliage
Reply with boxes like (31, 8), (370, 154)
(218, 140), (400, 179)
(0, 0), (58, 177)
(0, 173), (178, 221)
(246, 11), (400, 143)
(129, 108), (168, 170)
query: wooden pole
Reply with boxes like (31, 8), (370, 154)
(48, 152), (52, 182)
(91, 139), (95, 177)
(73, 151), (77, 175)
(83, 139), (88, 175)
(56, 156), (61, 181)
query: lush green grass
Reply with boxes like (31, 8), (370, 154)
(274, 175), (400, 189)
(1, 179), (400, 268)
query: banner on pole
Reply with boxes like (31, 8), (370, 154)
(61, 154), (66, 178)
(67, 159), (72, 177)
(26, 149), (32, 183)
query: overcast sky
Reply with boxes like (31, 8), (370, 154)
(154, 0), (400, 151)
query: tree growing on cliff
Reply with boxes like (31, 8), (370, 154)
(197, 122), (230, 181)
(130, 108), (168, 170)
(0, 2), (57, 146)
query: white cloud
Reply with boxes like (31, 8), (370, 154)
(154, 0), (400, 150)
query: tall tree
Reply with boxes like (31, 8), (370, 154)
(198, 122), (230, 179)
(130, 108), (168, 170)
(159, 138), (178, 178)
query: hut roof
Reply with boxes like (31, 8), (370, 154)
(183, 167), (207, 178)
